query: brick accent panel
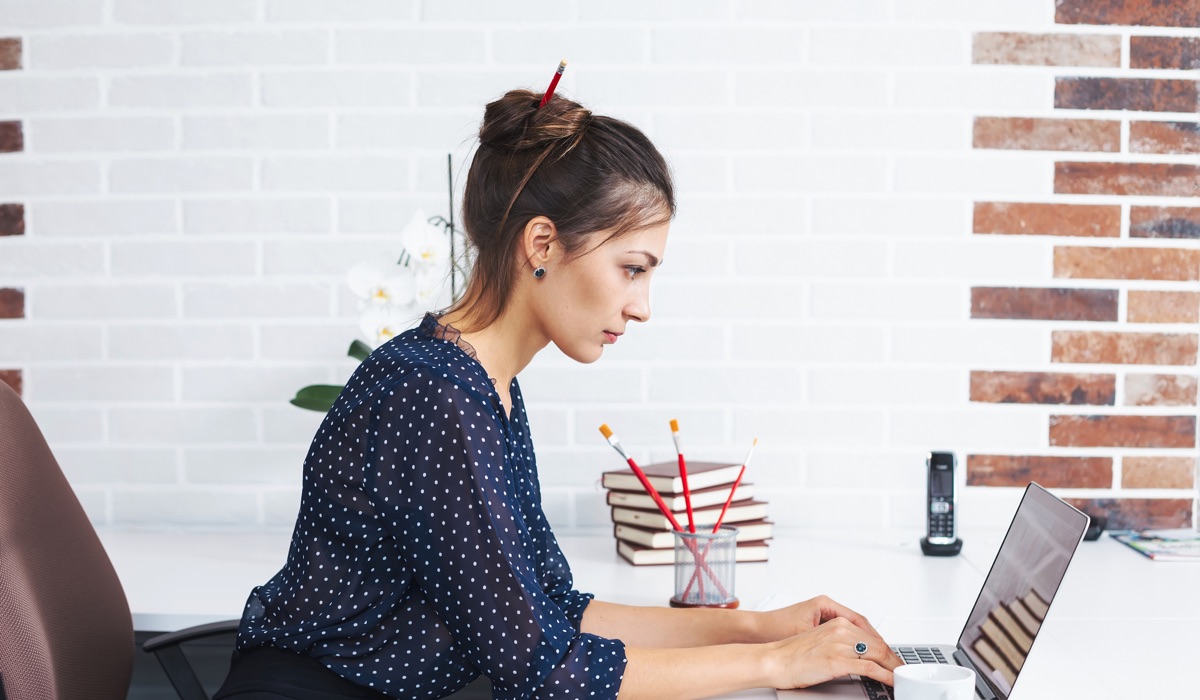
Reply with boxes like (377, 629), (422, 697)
(1054, 77), (1199, 112)
(971, 287), (1117, 321)
(969, 371), (1115, 405)
(1056, 1), (1200, 29)
(1049, 415), (1196, 448)
(972, 32), (1120, 66)
(1130, 207), (1200, 239)
(969, 0), (1199, 527)
(967, 455), (1113, 488)
(973, 117), (1118, 152)
(0, 203), (23, 236)
(1066, 498), (1192, 530)
(1130, 121), (1200, 154)
(0, 369), (21, 396)
(1052, 331), (1198, 366)
(973, 202), (1119, 237)
(1127, 291), (1200, 323)
(1125, 373), (1198, 407)
(1053, 246), (1200, 281)
(0, 38), (20, 71)
(1, 33), (29, 427)
(1055, 162), (1200, 197)
(0, 288), (25, 319)
(1122, 456), (1197, 489)
(1130, 36), (1200, 70)
(0, 121), (22, 153)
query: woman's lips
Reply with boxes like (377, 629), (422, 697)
(603, 331), (619, 343)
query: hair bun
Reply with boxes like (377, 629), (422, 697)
(478, 89), (592, 151)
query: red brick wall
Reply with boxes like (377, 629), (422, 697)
(0, 38), (22, 396)
(969, 1), (1198, 529)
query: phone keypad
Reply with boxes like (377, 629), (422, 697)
(930, 501), (953, 537)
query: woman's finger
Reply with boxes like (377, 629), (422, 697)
(850, 658), (897, 688)
(843, 638), (903, 670)
(817, 598), (884, 639)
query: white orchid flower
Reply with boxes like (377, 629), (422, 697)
(346, 262), (415, 308)
(400, 210), (451, 269)
(359, 305), (409, 348)
(413, 267), (451, 311)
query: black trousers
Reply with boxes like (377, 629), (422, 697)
(213, 647), (394, 700)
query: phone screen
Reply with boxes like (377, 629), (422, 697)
(931, 468), (953, 497)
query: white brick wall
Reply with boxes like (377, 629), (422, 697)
(29, 116), (176, 152)
(32, 199), (178, 236)
(3, 1), (1192, 533)
(28, 34), (175, 70)
(109, 74), (254, 109)
(182, 115), (331, 150)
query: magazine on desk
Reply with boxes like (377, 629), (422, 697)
(1111, 529), (1200, 561)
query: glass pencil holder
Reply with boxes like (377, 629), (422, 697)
(669, 526), (739, 609)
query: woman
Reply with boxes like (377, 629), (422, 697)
(215, 87), (901, 700)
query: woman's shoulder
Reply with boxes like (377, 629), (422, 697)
(337, 322), (496, 413)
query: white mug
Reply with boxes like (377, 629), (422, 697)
(893, 663), (976, 700)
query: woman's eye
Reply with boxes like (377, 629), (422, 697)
(624, 266), (646, 280)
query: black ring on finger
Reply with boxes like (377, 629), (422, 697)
(854, 642), (868, 658)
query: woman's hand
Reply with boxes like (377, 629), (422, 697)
(767, 616), (903, 690)
(760, 594), (886, 642)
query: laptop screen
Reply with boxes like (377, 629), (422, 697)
(954, 483), (1089, 699)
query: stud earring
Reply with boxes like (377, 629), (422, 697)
(533, 266), (546, 278)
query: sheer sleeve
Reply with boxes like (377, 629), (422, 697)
(366, 368), (626, 700)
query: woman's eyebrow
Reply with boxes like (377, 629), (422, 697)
(629, 250), (662, 267)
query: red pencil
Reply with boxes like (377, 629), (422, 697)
(670, 419), (696, 533)
(538, 59), (567, 108)
(599, 424), (683, 532)
(681, 438), (759, 600)
(711, 438), (757, 533)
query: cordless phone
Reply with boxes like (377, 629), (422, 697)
(920, 451), (962, 556)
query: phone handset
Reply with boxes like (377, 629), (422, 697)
(920, 451), (963, 556)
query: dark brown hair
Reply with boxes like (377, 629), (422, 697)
(446, 88), (675, 330)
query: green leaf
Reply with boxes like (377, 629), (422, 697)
(290, 384), (342, 412)
(347, 339), (372, 363)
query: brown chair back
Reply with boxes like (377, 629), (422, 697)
(0, 382), (133, 699)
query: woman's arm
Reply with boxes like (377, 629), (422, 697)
(581, 595), (890, 648)
(583, 597), (902, 699)
(581, 600), (771, 647)
(616, 617), (899, 700)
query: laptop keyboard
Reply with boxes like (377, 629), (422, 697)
(861, 646), (948, 700)
(896, 646), (948, 665)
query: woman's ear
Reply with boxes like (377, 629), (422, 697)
(521, 216), (558, 269)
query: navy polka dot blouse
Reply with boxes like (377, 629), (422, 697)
(236, 314), (627, 699)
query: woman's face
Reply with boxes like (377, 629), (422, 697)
(534, 220), (670, 364)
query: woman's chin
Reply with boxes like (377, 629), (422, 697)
(554, 340), (604, 365)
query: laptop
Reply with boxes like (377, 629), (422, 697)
(779, 482), (1089, 700)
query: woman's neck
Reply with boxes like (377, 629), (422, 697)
(438, 307), (548, 391)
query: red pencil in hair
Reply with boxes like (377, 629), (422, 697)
(670, 419), (696, 533)
(538, 59), (568, 108)
(712, 438), (757, 533)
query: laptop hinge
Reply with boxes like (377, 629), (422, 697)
(953, 649), (998, 700)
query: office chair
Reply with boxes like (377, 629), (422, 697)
(0, 381), (239, 700)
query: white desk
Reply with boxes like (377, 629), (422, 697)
(98, 528), (1199, 699)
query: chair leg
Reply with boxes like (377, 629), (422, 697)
(152, 645), (211, 700)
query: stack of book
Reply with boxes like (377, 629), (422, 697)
(603, 460), (773, 566)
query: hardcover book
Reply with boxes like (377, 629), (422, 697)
(606, 481), (754, 512)
(613, 519), (774, 549)
(601, 460), (743, 495)
(611, 499), (768, 531)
